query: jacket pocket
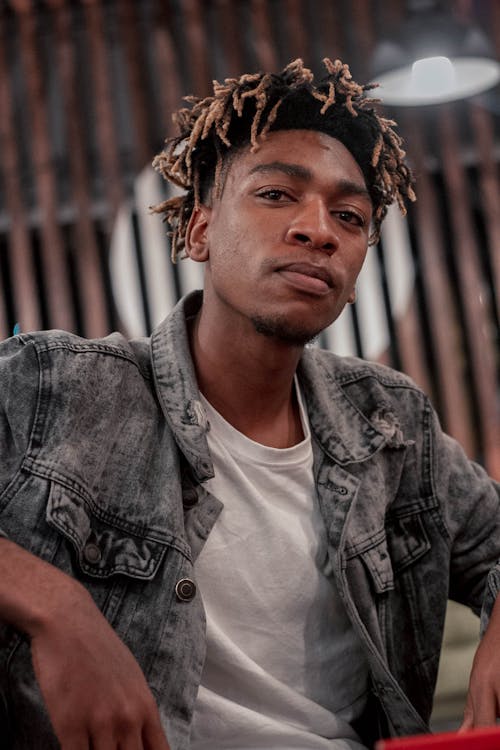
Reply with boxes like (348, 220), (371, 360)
(347, 511), (431, 595)
(385, 512), (431, 575)
(45, 481), (168, 580)
(348, 531), (395, 594)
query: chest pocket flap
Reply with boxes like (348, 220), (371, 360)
(347, 531), (395, 594)
(385, 512), (431, 574)
(46, 481), (171, 579)
(345, 512), (430, 595)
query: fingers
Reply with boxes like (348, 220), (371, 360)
(52, 693), (169, 750)
(467, 693), (497, 728)
(87, 722), (169, 750)
(93, 730), (144, 750)
(143, 716), (171, 750)
(458, 694), (474, 732)
(54, 728), (90, 750)
(459, 684), (498, 731)
(118, 733), (144, 750)
(51, 690), (170, 750)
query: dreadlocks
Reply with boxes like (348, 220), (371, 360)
(152, 58), (415, 262)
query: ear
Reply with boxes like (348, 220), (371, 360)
(185, 205), (211, 262)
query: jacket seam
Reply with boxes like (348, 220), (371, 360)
(21, 334), (151, 379)
(24, 460), (191, 557)
(425, 395), (453, 546)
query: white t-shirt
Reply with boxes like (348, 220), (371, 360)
(190, 381), (368, 749)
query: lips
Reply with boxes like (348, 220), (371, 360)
(278, 262), (333, 287)
(276, 262), (333, 295)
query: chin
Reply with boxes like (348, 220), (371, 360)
(250, 314), (324, 347)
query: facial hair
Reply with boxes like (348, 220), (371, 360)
(250, 313), (320, 347)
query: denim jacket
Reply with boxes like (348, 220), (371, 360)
(0, 291), (499, 749)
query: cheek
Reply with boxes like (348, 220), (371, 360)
(205, 224), (252, 292)
(349, 245), (369, 275)
(207, 216), (246, 258)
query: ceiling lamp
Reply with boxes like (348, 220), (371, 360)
(370, 0), (500, 106)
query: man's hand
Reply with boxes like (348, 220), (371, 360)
(460, 596), (500, 730)
(30, 590), (170, 749)
(0, 539), (170, 749)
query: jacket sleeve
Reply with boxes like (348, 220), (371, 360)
(0, 336), (39, 537)
(430, 401), (500, 620)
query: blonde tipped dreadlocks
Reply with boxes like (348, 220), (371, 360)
(152, 58), (415, 262)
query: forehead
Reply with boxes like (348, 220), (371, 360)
(225, 129), (367, 188)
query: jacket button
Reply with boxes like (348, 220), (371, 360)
(83, 542), (101, 564)
(182, 488), (198, 509)
(175, 578), (196, 602)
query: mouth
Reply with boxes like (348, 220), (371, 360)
(276, 262), (333, 295)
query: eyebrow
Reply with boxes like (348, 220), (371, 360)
(249, 161), (312, 180)
(248, 161), (371, 201)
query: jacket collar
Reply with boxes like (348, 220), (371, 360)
(298, 349), (387, 465)
(151, 291), (388, 479)
(151, 291), (214, 483)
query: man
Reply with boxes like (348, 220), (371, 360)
(0, 58), (499, 750)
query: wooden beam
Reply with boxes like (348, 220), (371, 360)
(48, 0), (110, 338)
(403, 111), (475, 458)
(349, 0), (375, 80)
(249, 0), (278, 71)
(469, 102), (500, 327)
(438, 105), (499, 478)
(12, 0), (75, 331)
(81, 0), (125, 231)
(283, 0), (309, 62)
(152, 0), (183, 137)
(179, 0), (212, 96)
(316, 1), (346, 63)
(0, 8), (41, 333)
(213, 0), (245, 77)
(116, 0), (154, 170)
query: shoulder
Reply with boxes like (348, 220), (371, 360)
(12, 329), (151, 378)
(302, 346), (422, 392)
(299, 346), (431, 436)
(0, 329), (155, 423)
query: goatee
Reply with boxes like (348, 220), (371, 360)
(251, 314), (319, 347)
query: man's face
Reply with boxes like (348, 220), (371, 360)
(189, 129), (373, 346)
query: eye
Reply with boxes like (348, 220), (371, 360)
(256, 188), (292, 202)
(336, 210), (365, 227)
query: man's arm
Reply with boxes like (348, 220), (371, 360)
(0, 537), (170, 749)
(460, 594), (500, 729)
(0, 337), (169, 748)
(423, 394), (500, 729)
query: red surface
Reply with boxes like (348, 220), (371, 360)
(376, 726), (500, 749)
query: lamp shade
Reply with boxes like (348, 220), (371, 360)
(371, 9), (500, 106)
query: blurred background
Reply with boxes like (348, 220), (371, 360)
(0, 0), (499, 729)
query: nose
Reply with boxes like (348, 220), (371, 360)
(285, 198), (339, 254)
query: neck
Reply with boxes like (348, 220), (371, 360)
(189, 307), (305, 448)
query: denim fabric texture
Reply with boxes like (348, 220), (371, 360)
(0, 290), (499, 749)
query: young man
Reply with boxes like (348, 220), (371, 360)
(0, 59), (499, 750)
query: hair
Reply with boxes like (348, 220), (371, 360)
(152, 58), (416, 262)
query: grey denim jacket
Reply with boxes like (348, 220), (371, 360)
(0, 291), (499, 749)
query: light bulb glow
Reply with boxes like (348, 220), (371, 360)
(410, 56), (457, 97)
(372, 57), (500, 105)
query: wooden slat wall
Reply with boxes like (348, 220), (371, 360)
(0, 0), (498, 477)
(11, 0), (76, 331)
(49, 0), (109, 338)
(250, 0), (278, 71)
(82, 0), (125, 227)
(471, 103), (500, 326)
(439, 106), (498, 473)
(401, 113), (474, 457)
(0, 9), (41, 332)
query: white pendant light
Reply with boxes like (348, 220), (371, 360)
(371, 2), (500, 106)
